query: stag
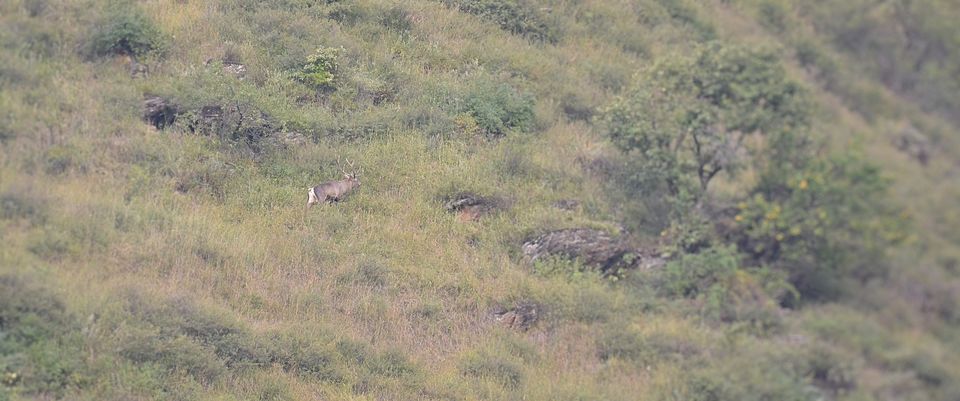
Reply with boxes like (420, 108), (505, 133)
(305, 158), (362, 213)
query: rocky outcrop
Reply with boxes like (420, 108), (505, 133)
(522, 228), (632, 275)
(893, 124), (932, 166)
(142, 95), (178, 130)
(444, 192), (505, 222)
(491, 301), (539, 331)
(521, 228), (665, 275)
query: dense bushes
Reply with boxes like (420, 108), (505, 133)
(459, 80), (535, 138)
(89, 5), (165, 57)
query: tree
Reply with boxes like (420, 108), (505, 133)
(602, 42), (810, 198)
(604, 43), (904, 301)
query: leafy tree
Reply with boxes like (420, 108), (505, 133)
(603, 42), (810, 198)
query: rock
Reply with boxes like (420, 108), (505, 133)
(280, 131), (308, 147)
(522, 228), (633, 275)
(142, 95), (178, 130)
(552, 199), (580, 211)
(492, 301), (539, 331)
(223, 62), (247, 79)
(130, 61), (148, 79)
(444, 192), (504, 222)
(893, 124), (932, 166)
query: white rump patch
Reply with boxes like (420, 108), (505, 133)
(307, 187), (318, 204)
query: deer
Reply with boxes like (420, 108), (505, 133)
(304, 157), (362, 218)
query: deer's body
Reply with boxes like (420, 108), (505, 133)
(307, 178), (360, 206)
(305, 158), (362, 212)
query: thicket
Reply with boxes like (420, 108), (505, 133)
(442, 0), (558, 42)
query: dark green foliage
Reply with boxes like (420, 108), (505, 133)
(737, 150), (906, 300)
(444, 0), (558, 42)
(90, 5), (165, 57)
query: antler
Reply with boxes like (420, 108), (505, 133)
(345, 158), (360, 177)
(337, 156), (349, 176)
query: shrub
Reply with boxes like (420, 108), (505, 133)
(460, 352), (524, 389)
(736, 150), (907, 300)
(43, 144), (83, 175)
(444, 0), (558, 42)
(461, 81), (534, 138)
(90, 5), (165, 57)
(294, 47), (342, 90)
(660, 246), (739, 299)
(368, 350), (417, 379)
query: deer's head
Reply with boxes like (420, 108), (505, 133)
(339, 157), (362, 187)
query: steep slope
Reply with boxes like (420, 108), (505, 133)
(1, 0), (959, 400)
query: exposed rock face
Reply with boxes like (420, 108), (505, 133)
(492, 301), (539, 331)
(444, 192), (504, 222)
(142, 95), (178, 130)
(522, 228), (633, 275)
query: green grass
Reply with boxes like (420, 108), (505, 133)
(1, 0), (959, 400)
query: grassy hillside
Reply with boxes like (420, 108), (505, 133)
(1, 0), (959, 400)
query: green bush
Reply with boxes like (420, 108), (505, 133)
(461, 81), (535, 138)
(90, 5), (165, 57)
(294, 46), (341, 90)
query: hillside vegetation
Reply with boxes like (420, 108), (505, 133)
(2, 0), (960, 400)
